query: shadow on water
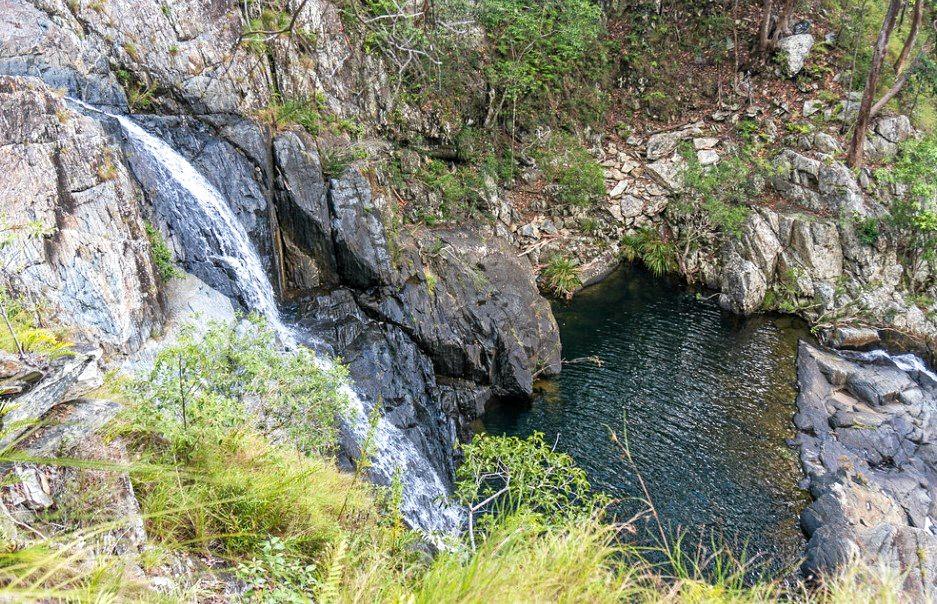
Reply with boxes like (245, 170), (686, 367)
(483, 264), (814, 575)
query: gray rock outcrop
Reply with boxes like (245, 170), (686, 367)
(795, 343), (937, 598)
(777, 34), (815, 77)
(0, 77), (161, 351)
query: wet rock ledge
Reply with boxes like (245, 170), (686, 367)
(795, 342), (937, 598)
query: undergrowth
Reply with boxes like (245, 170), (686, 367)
(0, 317), (912, 602)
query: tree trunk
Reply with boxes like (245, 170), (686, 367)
(847, 0), (903, 169)
(871, 56), (915, 117)
(759, 0), (775, 54)
(771, 0), (797, 44)
(894, 0), (924, 75)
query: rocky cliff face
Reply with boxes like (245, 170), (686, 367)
(0, 77), (161, 352)
(795, 343), (937, 599)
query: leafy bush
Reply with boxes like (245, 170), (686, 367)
(854, 214), (881, 246)
(121, 317), (349, 457)
(540, 255), (581, 299)
(475, 0), (610, 127)
(876, 135), (937, 292)
(0, 291), (71, 359)
(119, 318), (359, 566)
(143, 222), (179, 281)
(534, 135), (605, 207)
(455, 432), (603, 522)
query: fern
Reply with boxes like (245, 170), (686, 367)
(317, 538), (347, 604)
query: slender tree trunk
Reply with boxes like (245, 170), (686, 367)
(759, 0), (775, 54)
(771, 0), (797, 44)
(894, 0), (924, 75)
(848, 0), (903, 169)
(871, 56), (916, 117)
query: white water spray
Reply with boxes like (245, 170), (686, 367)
(845, 348), (937, 385)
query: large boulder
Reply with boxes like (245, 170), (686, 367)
(360, 228), (562, 399)
(777, 34), (815, 76)
(718, 252), (768, 315)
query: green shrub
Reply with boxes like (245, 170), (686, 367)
(143, 222), (179, 281)
(876, 135), (937, 292)
(119, 318), (357, 564)
(455, 432), (603, 523)
(121, 317), (349, 457)
(0, 291), (71, 359)
(535, 136), (605, 207)
(854, 215), (881, 246)
(474, 0), (610, 127)
(540, 255), (581, 298)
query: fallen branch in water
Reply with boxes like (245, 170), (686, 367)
(563, 355), (603, 367)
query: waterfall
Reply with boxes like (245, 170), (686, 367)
(844, 348), (937, 385)
(69, 99), (461, 536)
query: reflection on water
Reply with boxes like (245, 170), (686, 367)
(483, 265), (811, 572)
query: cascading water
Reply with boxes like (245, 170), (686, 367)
(842, 348), (937, 385)
(69, 99), (461, 535)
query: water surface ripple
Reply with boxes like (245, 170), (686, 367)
(483, 265), (811, 571)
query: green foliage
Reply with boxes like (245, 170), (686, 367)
(0, 541), (155, 602)
(244, 8), (292, 55)
(258, 93), (326, 135)
(476, 0), (610, 127)
(119, 318), (363, 573)
(540, 255), (581, 299)
(121, 317), (349, 457)
(235, 536), (320, 601)
(621, 227), (678, 277)
(143, 222), (179, 281)
(854, 214), (881, 247)
(455, 432), (603, 524)
(876, 135), (937, 292)
(320, 144), (367, 180)
(0, 218), (71, 359)
(677, 144), (754, 237)
(533, 135), (605, 207)
(403, 149), (511, 223)
(0, 291), (71, 359)
(115, 69), (157, 112)
(764, 267), (811, 314)
(416, 158), (475, 213)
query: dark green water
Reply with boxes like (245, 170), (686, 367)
(483, 265), (811, 571)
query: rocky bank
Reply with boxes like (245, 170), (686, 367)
(795, 342), (937, 599)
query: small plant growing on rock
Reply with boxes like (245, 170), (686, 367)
(143, 222), (179, 281)
(319, 144), (366, 180)
(541, 255), (581, 299)
(621, 227), (678, 277)
(96, 151), (118, 182)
